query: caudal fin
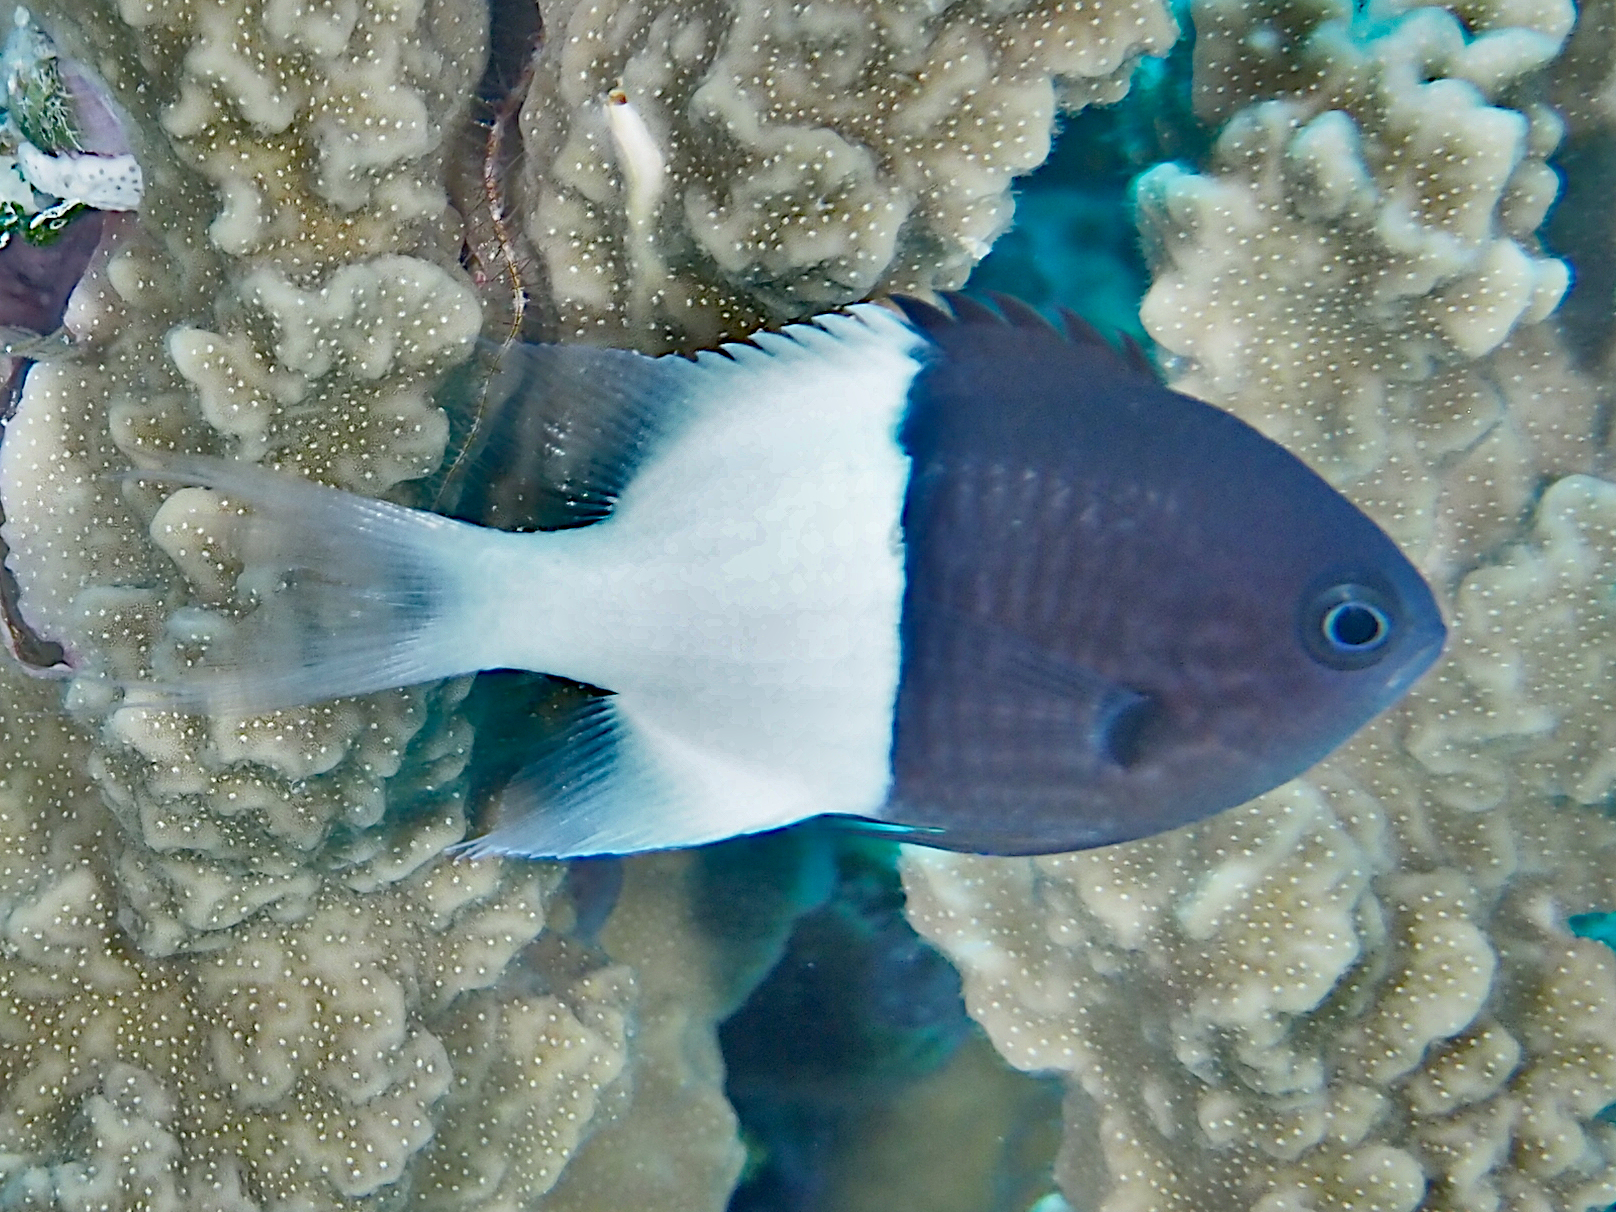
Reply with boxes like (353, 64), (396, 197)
(130, 457), (493, 714)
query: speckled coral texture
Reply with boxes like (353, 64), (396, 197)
(1136, 0), (1578, 584)
(0, 0), (650, 1206)
(903, 0), (1616, 1208)
(510, 0), (1177, 352)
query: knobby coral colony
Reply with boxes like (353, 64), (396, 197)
(0, 0), (1185, 1210)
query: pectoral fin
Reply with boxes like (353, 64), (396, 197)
(879, 605), (1164, 850)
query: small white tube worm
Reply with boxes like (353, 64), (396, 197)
(605, 85), (668, 331)
(605, 86), (666, 229)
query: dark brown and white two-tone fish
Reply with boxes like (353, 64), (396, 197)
(49, 297), (1445, 857)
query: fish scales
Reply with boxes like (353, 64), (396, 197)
(15, 296), (1446, 857)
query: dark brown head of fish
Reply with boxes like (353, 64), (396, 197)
(872, 296), (1445, 854)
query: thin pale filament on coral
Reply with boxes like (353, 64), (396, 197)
(606, 84), (669, 333)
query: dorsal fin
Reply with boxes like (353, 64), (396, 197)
(434, 339), (698, 531)
(984, 291), (1058, 334)
(937, 291), (1002, 326)
(889, 294), (1156, 384)
(435, 306), (925, 534)
(889, 294), (955, 336)
(1058, 307), (1141, 370)
(1119, 333), (1157, 378)
(1058, 306), (1108, 347)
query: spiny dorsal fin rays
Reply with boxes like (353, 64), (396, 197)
(890, 292), (1158, 384)
(1118, 333), (1157, 378)
(1058, 306), (1113, 351)
(983, 291), (1057, 333)
(937, 291), (1002, 327)
(888, 293), (955, 335)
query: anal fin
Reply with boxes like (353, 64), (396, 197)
(459, 696), (822, 859)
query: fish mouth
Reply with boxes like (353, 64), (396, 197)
(1412, 611), (1449, 670)
(1379, 618), (1448, 703)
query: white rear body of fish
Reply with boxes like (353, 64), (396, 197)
(128, 307), (928, 857)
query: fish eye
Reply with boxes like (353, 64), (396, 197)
(1301, 581), (1397, 670)
(1323, 600), (1388, 649)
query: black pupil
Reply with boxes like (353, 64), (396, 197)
(1326, 602), (1384, 648)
